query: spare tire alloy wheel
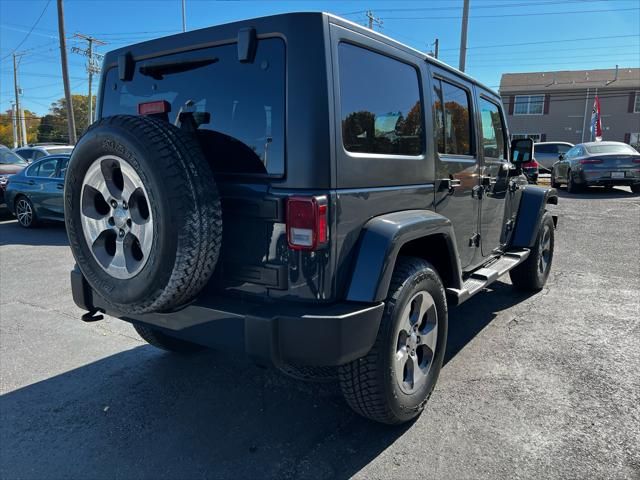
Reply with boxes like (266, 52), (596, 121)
(65, 115), (222, 314)
(80, 156), (152, 279)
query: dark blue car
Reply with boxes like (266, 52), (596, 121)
(5, 154), (70, 228)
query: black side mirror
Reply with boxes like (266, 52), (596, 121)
(510, 138), (533, 164)
(558, 153), (565, 160)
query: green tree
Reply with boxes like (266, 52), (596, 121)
(0, 109), (40, 146)
(37, 94), (96, 144)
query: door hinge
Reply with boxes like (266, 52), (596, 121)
(469, 233), (481, 247)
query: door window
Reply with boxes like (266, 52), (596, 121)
(557, 144), (572, 154)
(433, 79), (473, 156)
(29, 158), (58, 177)
(338, 43), (423, 156)
(479, 98), (507, 160)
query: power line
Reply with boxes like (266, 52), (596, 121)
(380, 6), (639, 20)
(338, 0), (625, 15)
(1, 0), (52, 61)
(440, 34), (639, 51)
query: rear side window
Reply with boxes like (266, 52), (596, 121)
(535, 144), (556, 154)
(102, 38), (285, 176)
(29, 158), (58, 177)
(433, 79), (473, 156)
(479, 98), (506, 160)
(338, 43), (422, 156)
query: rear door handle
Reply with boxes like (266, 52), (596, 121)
(57, 184), (64, 190)
(27, 180), (36, 186)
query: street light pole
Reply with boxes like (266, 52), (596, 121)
(182, 0), (186, 32)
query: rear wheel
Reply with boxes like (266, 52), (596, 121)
(339, 257), (447, 424)
(509, 211), (555, 291)
(15, 196), (37, 228)
(133, 324), (205, 354)
(566, 170), (581, 193)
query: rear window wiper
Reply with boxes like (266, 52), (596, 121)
(139, 57), (218, 80)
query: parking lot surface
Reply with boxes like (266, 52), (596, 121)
(1, 187), (639, 480)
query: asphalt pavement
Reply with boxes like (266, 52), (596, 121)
(1, 186), (639, 480)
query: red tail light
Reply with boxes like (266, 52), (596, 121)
(522, 159), (539, 168)
(579, 159), (603, 165)
(138, 100), (170, 115)
(632, 158), (640, 164)
(287, 196), (328, 250)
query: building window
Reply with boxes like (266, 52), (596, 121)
(512, 133), (542, 142)
(635, 92), (640, 113)
(339, 43), (423, 156)
(514, 95), (544, 115)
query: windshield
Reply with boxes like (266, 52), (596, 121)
(0, 148), (28, 165)
(585, 143), (638, 155)
(45, 147), (73, 155)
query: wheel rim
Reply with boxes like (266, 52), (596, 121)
(16, 199), (32, 226)
(80, 155), (153, 279)
(538, 223), (552, 275)
(394, 291), (438, 395)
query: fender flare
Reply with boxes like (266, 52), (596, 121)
(510, 185), (558, 248)
(346, 210), (462, 303)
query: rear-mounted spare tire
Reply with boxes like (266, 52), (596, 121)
(65, 115), (222, 314)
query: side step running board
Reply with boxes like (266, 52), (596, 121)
(446, 249), (530, 306)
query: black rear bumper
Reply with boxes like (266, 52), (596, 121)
(71, 268), (384, 367)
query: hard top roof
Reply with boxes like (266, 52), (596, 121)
(104, 12), (499, 97)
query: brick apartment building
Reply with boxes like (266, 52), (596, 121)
(500, 67), (640, 148)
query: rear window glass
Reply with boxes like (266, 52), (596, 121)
(101, 38), (285, 176)
(338, 43), (423, 156)
(585, 143), (637, 155)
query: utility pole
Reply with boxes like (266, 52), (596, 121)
(182, 0), (186, 32)
(458, 0), (470, 72)
(57, 0), (77, 144)
(434, 38), (440, 59)
(365, 10), (383, 31)
(72, 33), (106, 126)
(12, 53), (23, 146)
(11, 103), (18, 149)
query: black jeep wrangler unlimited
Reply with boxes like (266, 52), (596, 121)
(66, 13), (557, 425)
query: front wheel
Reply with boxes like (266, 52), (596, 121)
(550, 171), (560, 188)
(509, 211), (555, 291)
(339, 257), (448, 424)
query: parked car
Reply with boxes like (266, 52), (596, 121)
(4, 154), (69, 227)
(65, 13), (558, 425)
(14, 144), (74, 162)
(534, 141), (574, 172)
(0, 145), (28, 209)
(551, 141), (640, 193)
